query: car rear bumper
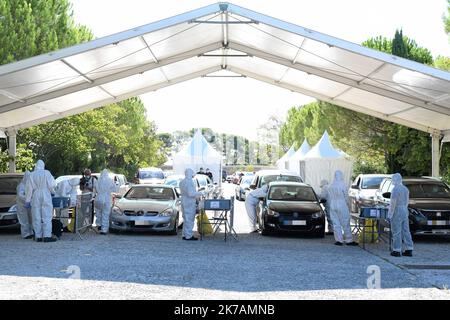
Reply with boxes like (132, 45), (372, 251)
(110, 215), (176, 232)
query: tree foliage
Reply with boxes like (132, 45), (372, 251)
(0, 0), (166, 177)
(281, 31), (448, 178)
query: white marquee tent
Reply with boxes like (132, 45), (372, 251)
(300, 131), (354, 193)
(172, 129), (222, 183)
(276, 144), (295, 170)
(0, 2), (449, 174)
(288, 139), (311, 176)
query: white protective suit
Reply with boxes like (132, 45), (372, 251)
(94, 169), (118, 233)
(68, 178), (80, 207)
(25, 160), (56, 239)
(388, 173), (414, 253)
(179, 168), (202, 239)
(55, 179), (72, 227)
(328, 170), (353, 243)
(245, 184), (269, 232)
(319, 179), (333, 232)
(16, 171), (33, 238)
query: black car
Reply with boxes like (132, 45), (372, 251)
(375, 177), (450, 235)
(258, 181), (326, 237)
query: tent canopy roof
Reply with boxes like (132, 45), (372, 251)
(174, 129), (221, 161)
(276, 144), (296, 164)
(0, 2), (449, 137)
(304, 131), (349, 159)
(290, 139), (311, 161)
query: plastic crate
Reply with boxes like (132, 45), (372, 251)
(52, 197), (70, 208)
(204, 199), (231, 211)
(360, 207), (388, 219)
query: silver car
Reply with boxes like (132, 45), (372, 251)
(110, 185), (182, 234)
(0, 173), (24, 230)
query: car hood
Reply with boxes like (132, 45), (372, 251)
(267, 200), (321, 213)
(116, 198), (174, 212)
(358, 189), (377, 199)
(409, 199), (450, 211)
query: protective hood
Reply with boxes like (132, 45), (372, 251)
(34, 160), (45, 171)
(70, 177), (80, 187)
(392, 173), (403, 186)
(185, 168), (194, 179)
(334, 170), (344, 182)
(320, 179), (329, 188)
(99, 169), (110, 184)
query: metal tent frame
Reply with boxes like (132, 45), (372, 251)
(1, 2), (449, 175)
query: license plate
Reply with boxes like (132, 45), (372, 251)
(427, 220), (450, 226)
(135, 220), (151, 226)
(285, 220), (306, 226)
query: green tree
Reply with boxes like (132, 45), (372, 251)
(281, 31), (441, 177)
(0, 0), (166, 177)
(444, 0), (450, 37)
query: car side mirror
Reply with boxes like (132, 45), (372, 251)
(199, 187), (205, 191)
(250, 184), (256, 190)
(351, 185), (359, 189)
(382, 192), (391, 199)
(319, 198), (327, 204)
(114, 194), (123, 199)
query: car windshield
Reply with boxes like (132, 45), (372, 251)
(165, 177), (181, 187)
(261, 175), (302, 186)
(196, 175), (207, 187)
(0, 177), (22, 195)
(125, 187), (174, 200)
(139, 171), (164, 180)
(407, 183), (450, 199)
(240, 176), (253, 185)
(362, 177), (385, 189)
(269, 185), (317, 201)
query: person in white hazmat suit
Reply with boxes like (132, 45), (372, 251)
(245, 184), (269, 233)
(388, 173), (414, 257)
(16, 171), (33, 239)
(94, 169), (118, 235)
(319, 179), (333, 235)
(55, 179), (72, 229)
(25, 160), (57, 242)
(179, 168), (203, 241)
(328, 170), (358, 246)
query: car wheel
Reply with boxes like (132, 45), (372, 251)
(312, 228), (325, 238)
(168, 216), (179, 235)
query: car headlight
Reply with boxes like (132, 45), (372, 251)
(312, 212), (324, 219)
(267, 210), (279, 217)
(8, 205), (17, 213)
(112, 206), (122, 215)
(159, 208), (174, 217)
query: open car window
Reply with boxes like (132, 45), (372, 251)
(268, 185), (317, 201)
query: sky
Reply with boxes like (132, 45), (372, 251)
(69, 0), (450, 140)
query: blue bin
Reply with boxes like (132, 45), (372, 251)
(360, 207), (388, 219)
(52, 197), (70, 208)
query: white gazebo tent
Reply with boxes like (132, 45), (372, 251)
(0, 2), (448, 174)
(276, 144), (295, 170)
(172, 129), (222, 183)
(288, 138), (311, 177)
(300, 131), (354, 193)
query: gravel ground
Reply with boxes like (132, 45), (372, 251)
(0, 183), (449, 300)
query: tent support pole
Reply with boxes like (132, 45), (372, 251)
(7, 130), (17, 173)
(431, 133), (441, 177)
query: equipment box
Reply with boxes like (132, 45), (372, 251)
(52, 197), (70, 208)
(360, 207), (388, 219)
(204, 199), (231, 211)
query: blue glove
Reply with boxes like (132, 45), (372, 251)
(24, 202), (31, 209)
